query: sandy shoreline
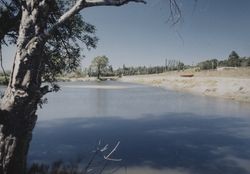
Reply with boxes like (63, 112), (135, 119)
(22, 68), (249, 103)
(119, 68), (250, 103)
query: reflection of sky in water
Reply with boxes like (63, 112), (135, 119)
(36, 81), (250, 121)
(29, 115), (250, 174)
(3, 82), (250, 174)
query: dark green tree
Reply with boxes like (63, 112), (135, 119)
(228, 50), (240, 67)
(198, 59), (218, 70)
(91, 55), (109, 79)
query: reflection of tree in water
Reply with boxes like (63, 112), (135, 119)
(96, 88), (108, 116)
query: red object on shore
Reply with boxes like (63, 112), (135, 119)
(180, 74), (194, 77)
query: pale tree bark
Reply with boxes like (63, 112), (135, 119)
(0, 0), (146, 173)
(0, 0), (49, 173)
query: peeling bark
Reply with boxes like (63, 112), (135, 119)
(0, 109), (37, 174)
(0, 1), (48, 173)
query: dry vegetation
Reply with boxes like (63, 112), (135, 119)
(120, 67), (250, 103)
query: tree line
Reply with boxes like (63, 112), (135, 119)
(87, 51), (250, 79)
(87, 56), (186, 78)
(197, 51), (250, 70)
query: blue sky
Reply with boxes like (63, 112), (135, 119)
(2, 0), (250, 69)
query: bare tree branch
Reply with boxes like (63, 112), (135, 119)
(82, 140), (122, 174)
(104, 141), (122, 162)
(85, 0), (146, 7)
(45, 0), (85, 37)
(45, 0), (146, 39)
(166, 0), (182, 25)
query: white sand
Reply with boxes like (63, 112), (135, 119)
(119, 70), (250, 103)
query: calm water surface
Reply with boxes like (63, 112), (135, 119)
(1, 82), (250, 174)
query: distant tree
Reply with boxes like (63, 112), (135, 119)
(228, 51), (240, 67)
(217, 51), (250, 68)
(240, 57), (250, 67)
(197, 59), (218, 70)
(178, 62), (185, 71)
(218, 60), (228, 67)
(91, 56), (109, 79)
(109, 65), (113, 73)
(104, 65), (115, 76)
(116, 64), (184, 76)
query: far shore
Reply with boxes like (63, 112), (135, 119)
(1, 67), (250, 103)
(54, 67), (250, 103)
(119, 67), (250, 103)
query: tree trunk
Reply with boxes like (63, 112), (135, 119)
(0, 49), (43, 174)
(0, 1), (48, 173)
(97, 65), (101, 80)
(0, 108), (37, 174)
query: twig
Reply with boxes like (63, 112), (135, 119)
(104, 141), (122, 162)
(82, 140), (122, 174)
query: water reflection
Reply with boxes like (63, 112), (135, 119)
(36, 81), (250, 121)
(29, 113), (250, 174)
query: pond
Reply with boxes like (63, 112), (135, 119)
(1, 82), (250, 174)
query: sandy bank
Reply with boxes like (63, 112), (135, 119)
(119, 68), (250, 103)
